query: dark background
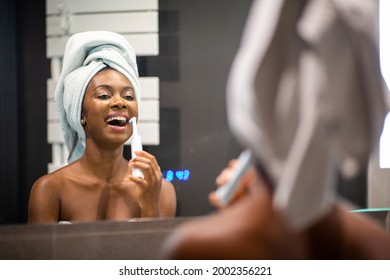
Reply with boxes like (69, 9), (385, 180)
(0, 0), (367, 224)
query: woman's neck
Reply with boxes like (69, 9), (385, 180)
(78, 143), (128, 182)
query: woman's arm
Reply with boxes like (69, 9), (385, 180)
(28, 174), (60, 224)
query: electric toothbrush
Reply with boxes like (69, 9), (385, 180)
(129, 117), (144, 179)
(215, 149), (254, 206)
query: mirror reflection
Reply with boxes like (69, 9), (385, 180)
(1, 0), (387, 225)
(0, 0), (253, 225)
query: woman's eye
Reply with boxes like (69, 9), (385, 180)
(124, 95), (135, 101)
(97, 94), (110, 100)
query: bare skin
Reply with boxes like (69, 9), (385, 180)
(161, 161), (390, 259)
(28, 69), (176, 223)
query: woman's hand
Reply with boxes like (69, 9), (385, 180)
(128, 151), (162, 217)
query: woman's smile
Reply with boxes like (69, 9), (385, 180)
(105, 113), (131, 133)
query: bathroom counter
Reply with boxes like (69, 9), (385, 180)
(0, 217), (191, 260)
(1, 209), (388, 260)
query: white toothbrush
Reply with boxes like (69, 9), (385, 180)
(129, 117), (144, 179)
(215, 149), (254, 206)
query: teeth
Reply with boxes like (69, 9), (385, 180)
(106, 116), (126, 123)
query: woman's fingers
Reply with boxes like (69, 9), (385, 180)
(129, 151), (161, 178)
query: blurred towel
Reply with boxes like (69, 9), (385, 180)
(55, 31), (140, 163)
(227, 0), (388, 229)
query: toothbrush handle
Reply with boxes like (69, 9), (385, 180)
(131, 135), (144, 179)
(215, 150), (253, 206)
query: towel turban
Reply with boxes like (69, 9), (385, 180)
(54, 31), (141, 163)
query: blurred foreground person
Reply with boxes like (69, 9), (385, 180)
(161, 0), (390, 259)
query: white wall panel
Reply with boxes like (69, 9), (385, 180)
(74, 12), (158, 34)
(46, 12), (158, 36)
(47, 33), (159, 57)
(139, 77), (160, 99)
(46, 0), (158, 15)
(48, 122), (63, 143)
(139, 100), (159, 121)
(46, 16), (62, 36)
(47, 79), (57, 99)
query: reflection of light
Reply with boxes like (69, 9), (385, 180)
(183, 170), (190, 180)
(175, 170), (184, 180)
(379, 0), (390, 168)
(165, 170), (174, 182)
(164, 169), (190, 182)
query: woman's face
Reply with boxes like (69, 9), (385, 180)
(81, 68), (138, 147)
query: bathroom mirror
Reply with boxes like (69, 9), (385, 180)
(0, 0), (253, 225)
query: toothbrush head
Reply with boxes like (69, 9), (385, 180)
(129, 117), (138, 135)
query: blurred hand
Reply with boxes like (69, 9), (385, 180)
(209, 159), (257, 208)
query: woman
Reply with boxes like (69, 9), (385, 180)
(28, 31), (176, 223)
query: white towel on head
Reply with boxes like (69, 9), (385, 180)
(55, 31), (141, 163)
(227, 0), (388, 230)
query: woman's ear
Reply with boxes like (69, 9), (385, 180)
(80, 110), (86, 125)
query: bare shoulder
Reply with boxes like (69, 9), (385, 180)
(31, 168), (64, 194)
(28, 167), (67, 223)
(159, 179), (177, 217)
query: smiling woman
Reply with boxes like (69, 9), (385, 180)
(28, 31), (176, 224)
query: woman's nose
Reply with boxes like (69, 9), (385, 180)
(111, 95), (126, 109)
